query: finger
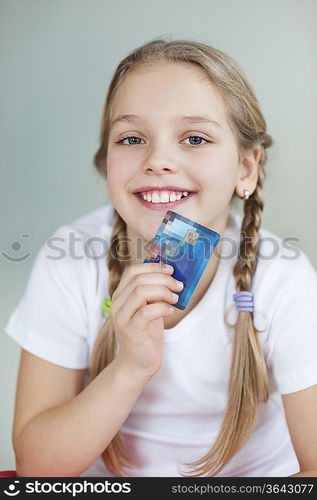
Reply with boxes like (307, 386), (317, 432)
(112, 262), (174, 305)
(114, 272), (183, 312)
(115, 284), (179, 329)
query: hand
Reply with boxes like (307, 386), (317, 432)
(110, 262), (183, 380)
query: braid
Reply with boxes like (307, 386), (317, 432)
(89, 209), (135, 476)
(228, 157), (270, 449)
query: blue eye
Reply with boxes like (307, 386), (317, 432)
(184, 136), (207, 146)
(118, 135), (145, 145)
(117, 135), (209, 146)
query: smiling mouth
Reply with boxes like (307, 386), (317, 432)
(133, 191), (195, 209)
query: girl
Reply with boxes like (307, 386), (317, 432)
(5, 39), (317, 478)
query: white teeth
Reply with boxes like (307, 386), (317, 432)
(151, 191), (161, 203)
(160, 191), (171, 203)
(169, 192), (177, 202)
(139, 190), (191, 203)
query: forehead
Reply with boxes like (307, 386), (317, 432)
(110, 62), (228, 124)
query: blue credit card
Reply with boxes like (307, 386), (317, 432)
(143, 210), (221, 310)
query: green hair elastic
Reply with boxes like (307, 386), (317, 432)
(102, 299), (112, 316)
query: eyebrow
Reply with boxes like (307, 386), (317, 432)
(110, 114), (221, 128)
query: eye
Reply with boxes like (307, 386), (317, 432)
(116, 135), (145, 145)
(183, 135), (209, 147)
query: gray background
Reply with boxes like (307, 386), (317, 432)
(1, 0), (316, 470)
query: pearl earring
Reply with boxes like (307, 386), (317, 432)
(243, 189), (250, 200)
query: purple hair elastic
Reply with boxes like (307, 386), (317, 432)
(233, 291), (254, 312)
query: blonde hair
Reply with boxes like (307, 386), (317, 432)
(89, 37), (273, 476)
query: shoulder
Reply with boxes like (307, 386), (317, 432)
(227, 210), (317, 296)
(67, 203), (115, 239)
(42, 202), (115, 263)
(30, 203), (115, 299)
(256, 222), (317, 310)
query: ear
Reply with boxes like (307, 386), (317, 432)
(235, 145), (262, 198)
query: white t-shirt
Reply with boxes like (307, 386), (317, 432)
(4, 203), (317, 477)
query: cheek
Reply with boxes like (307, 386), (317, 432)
(198, 149), (238, 180)
(106, 151), (136, 195)
(196, 150), (238, 196)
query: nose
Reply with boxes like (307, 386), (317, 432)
(141, 142), (180, 175)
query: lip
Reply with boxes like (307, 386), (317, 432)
(133, 192), (195, 210)
(132, 186), (195, 194)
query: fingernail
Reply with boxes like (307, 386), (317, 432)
(163, 264), (174, 272)
(176, 281), (184, 289)
(171, 293), (179, 301)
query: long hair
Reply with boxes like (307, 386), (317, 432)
(89, 37), (273, 477)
